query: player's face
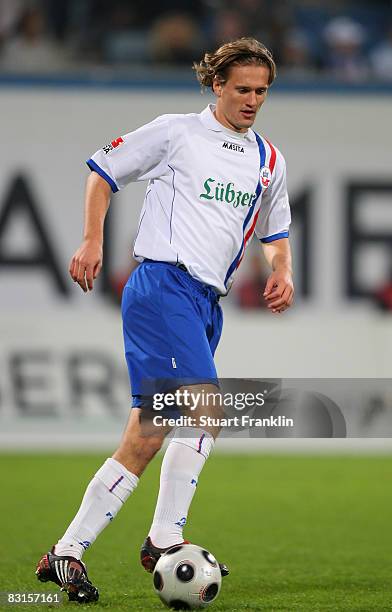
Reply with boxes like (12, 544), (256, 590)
(213, 64), (270, 133)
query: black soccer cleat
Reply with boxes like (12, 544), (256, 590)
(35, 547), (99, 603)
(140, 536), (181, 573)
(140, 536), (229, 576)
(219, 562), (229, 577)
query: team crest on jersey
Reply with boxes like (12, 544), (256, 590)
(222, 141), (245, 153)
(260, 166), (272, 189)
(102, 137), (124, 155)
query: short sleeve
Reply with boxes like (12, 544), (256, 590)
(255, 147), (291, 243)
(86, 115), (170, 193)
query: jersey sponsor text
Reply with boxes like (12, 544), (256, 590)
(199, 177), (256, 209)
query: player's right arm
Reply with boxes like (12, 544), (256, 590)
(69, 171), (111, 293)
(71, 115), (170, 292)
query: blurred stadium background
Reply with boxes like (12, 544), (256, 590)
(0, 0), (391, 450)
(1, 1), (392, 610)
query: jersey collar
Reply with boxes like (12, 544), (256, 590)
(200, 104), (256, 143)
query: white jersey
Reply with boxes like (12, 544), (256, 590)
(88, 104), (290, 295)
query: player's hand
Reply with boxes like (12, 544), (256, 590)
(263, 269), (294, 314)
(69, 239), (103, 293)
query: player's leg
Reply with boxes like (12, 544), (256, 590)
(36, 261), (183, 599)
(142, 383), (228, 575)
(146, 383), (220, 542)
(36, 409), (167, 601)
(54, 408), (166, 559)
(145, 269), (224, 544)
(112, 406), (172, 474)
(141, 273), (227, 571)
(36, 261), (169, 594)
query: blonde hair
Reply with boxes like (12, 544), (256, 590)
(194, 37), (276, 89)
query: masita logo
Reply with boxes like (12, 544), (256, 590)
(222, 141), (245, 153)
(199, 178), (256, 208)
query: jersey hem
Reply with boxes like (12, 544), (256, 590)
(260, 231), (289, 243)
(86, 158), (119, 193)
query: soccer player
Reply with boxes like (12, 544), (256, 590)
(35, 37), (293, 602)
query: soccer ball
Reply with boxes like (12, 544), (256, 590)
(153, 544), (222, 610)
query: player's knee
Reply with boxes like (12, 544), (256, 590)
(139, 436), (164, 459)
(113, 436), (163, 475)
(121, 435), (163, 463)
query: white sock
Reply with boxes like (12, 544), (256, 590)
(54, 458), (138, 559)
(149, 427), (214, 548)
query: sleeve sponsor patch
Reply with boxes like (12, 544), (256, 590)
(102, 137), (124, 155)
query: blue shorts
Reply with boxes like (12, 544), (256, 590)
(121, 261), (223, 408)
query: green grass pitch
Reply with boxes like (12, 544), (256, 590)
(0, 453), (391, 611)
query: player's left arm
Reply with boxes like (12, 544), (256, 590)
(254, 145), (293, 313)
(262, 238), (294, 314)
